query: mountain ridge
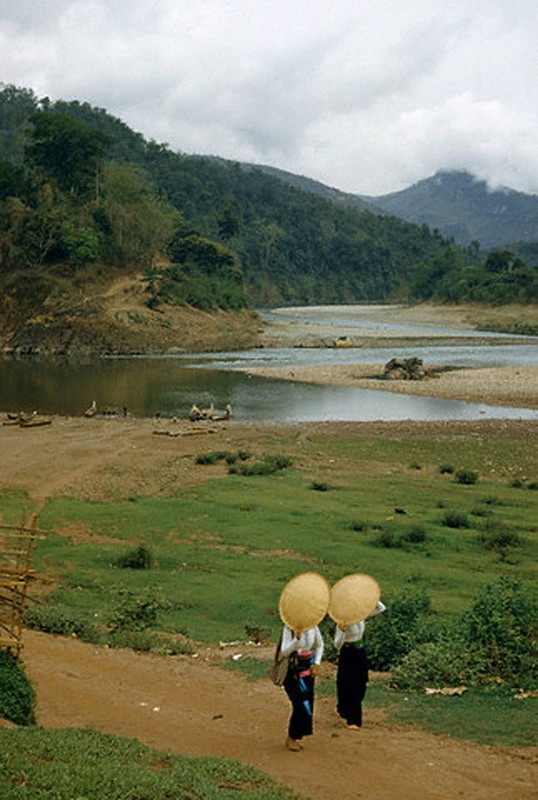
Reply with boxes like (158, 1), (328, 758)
(361, 170), (538, 249)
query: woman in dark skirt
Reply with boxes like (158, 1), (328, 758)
(278, 625), (324, 750)
(334, 601), (385, 729)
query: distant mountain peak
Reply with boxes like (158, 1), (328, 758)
(365, 170), (538, 248)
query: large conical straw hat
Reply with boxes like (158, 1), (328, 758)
(278, 572), (330, 631)
(329, 573), (380, 625)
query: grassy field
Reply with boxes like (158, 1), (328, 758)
(4, 423), (538, 751)
(26, 433), (537, 645)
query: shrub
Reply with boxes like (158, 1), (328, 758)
(402, 526), (427, 544)
(106, 628), (156, 652)
(455, 469), (479, 485)
(374, 526), (427, 549)
(108, 588), (170, 632)
(349, 520), (368, 532)
(393, 640), (464, 689)
(113, 545), (153, 570)
(195, 450), (230, 465)
(24, 605), (101, 642)
(310, 480), (329, 491)
(230, 454), (292, 475)
(0, 651), (36, 725)
(438, 463), (454, 474)
(462, 577), (537, 686)
(478, 522), (521, 561)
(366, 589), (433, 671)
(373, 530), (401, 548)
(244, 623), (270, 644)
(441, 510), (470, 529)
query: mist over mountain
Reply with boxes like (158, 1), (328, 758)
(363, 171), (538, 250)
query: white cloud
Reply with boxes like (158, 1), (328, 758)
(1, 0), (538, 195)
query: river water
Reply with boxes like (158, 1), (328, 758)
(1, 307), (537, 422)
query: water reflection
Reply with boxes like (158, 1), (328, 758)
(0, 355), (536, 422)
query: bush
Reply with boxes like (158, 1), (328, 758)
(455, 469), (479, 485)
(462, 577), (537, 686)
(393, 640), (465, 689)
(373, 526), (427, 549)
(244, 623), (270, 644)
(0, 651), (36, 725)
(438, 463), (454, 474)
(113, 545), (153, 570)
(229, 454), (292, 475)
(441, 510), (470, 529)
(366, 589), (433, 671)
(108, 588), (170, 632)
(478, 522), (521, 561)
(24, 604), (101, 642)
(195, 450), (230, 465)
(348, 520), (368, 532)
(310, 480), (329, 491)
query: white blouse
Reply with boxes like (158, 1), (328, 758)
(334, 601), (386, 650)
(279, 625), (324, 664)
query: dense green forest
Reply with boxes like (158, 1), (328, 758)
(0, 84), (536, 322)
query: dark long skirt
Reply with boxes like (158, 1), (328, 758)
(283, 668), (315, 740)
(336, 644), (368, 726)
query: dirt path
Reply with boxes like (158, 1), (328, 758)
(23, 630), (537, 800)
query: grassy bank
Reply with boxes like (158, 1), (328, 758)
(0, 727), (297, 799)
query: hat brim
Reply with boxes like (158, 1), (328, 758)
(329, 573), (380, 625)
(279, 571), (330, 631)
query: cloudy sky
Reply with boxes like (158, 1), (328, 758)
(2, 0), (538, 196)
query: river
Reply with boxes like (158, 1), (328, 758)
(1, 307), (537, 422)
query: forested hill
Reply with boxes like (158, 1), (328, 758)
(0, 85), (536, 348)
(0, 85), (459, 310)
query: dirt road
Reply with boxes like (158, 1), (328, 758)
(23, 629), (537, 800)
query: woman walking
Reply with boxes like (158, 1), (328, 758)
(334, 600), (385, 729)
(279, 624), (324, 750)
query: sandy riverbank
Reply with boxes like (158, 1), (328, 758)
(253, 304), (538, 409)
(240, 363), (538, 409)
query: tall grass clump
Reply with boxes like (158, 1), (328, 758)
(113, 545), (154, 569)
(455, 469), (479, 485)
(441, 509), (470, 528)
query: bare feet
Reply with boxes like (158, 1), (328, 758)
(346, 724), (361, 731)
(285, 736), (303, 751)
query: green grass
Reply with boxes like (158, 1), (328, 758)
(366, 684), (537, 747)
(3, 428), (537, 749)
(28, 462), (537, 645)
(0, 727), (298, 799)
